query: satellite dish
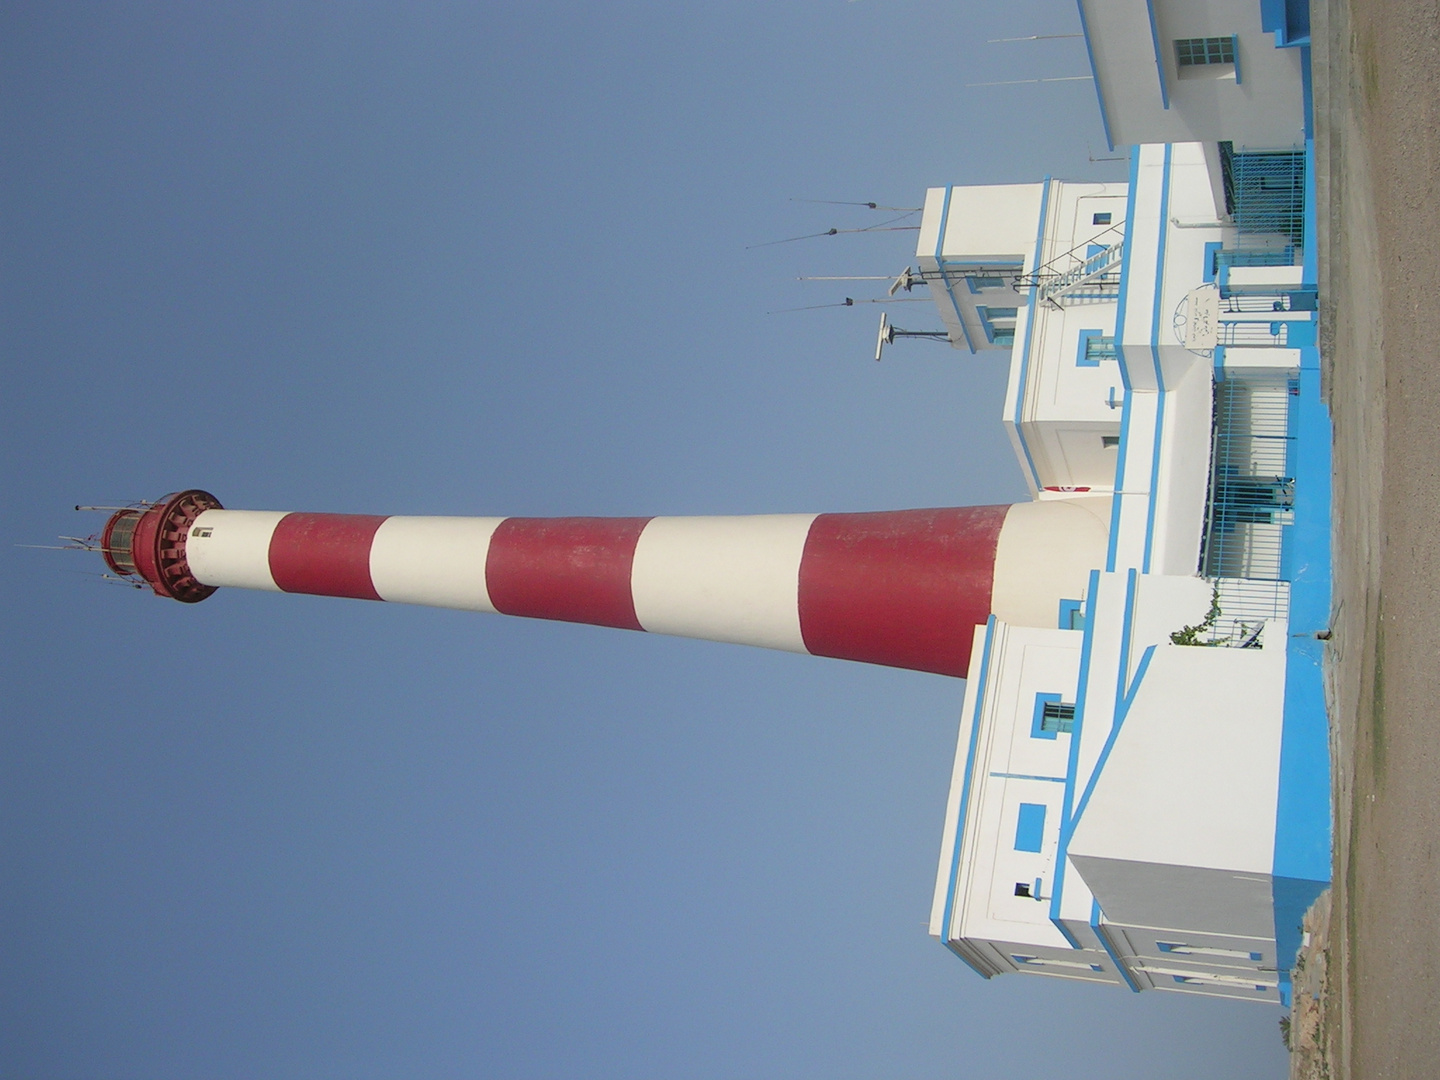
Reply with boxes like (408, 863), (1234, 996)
(888, 267), (918, 296)
(875, 313), (891, 362)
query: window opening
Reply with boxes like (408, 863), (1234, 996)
(1040, 702), (1075, 733)
(1077, 329), (1117, 366)
(1031, 693), (1075, 738)
(1175, 36), (1235, 67)
(1092, 212), (1112, 225)
(977, 306), (1018, 348)
(1101, 435), (1121, 449)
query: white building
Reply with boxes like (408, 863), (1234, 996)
(916, 140), (1330, 1005)
(1078, 0), (1309, 152)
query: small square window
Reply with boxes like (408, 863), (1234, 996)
(1076, 329), (1116, 367)
(967, 275), (1006, 291)
(1014, 882), (1032, 898)
(1092, 212), (1112, 225)
(1031, 692), (1074, 738)
(1175, 36), (1235, 67)
(1102, 435), (1120, 449)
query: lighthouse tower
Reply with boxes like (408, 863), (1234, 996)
(98, 490), (1108, 678)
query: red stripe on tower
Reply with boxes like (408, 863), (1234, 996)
(269, 513), (389, 600)
(485, 517), (652, 630)
(797, 506), (1009, 677)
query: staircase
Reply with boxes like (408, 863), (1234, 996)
(1037, 241), (1125, 305)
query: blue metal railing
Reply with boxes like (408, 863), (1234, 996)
(1219, 144), (1306, 246)
(1199, 374), (1296, 581)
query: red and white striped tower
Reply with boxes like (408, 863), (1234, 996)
(100, 491), (1107, 678)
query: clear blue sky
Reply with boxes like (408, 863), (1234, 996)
(2, 3), (1289, 1077)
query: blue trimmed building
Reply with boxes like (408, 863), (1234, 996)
(917, 4), (1326, 1006)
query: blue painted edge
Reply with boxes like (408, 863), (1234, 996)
(1092, 908), (1142, 992)
(1112, 147), (1141, 391)
(1202, 240), (1222, 283)
(1142, 399), (1166, 574)
(1070, 589), (1156, 830)
(1076, 328), (1103, 368)
(1301, 46), (1314, 139)
(1049, 568), (1102, 928)
(933, 186), (952, 265)
(1302, 139), (1318, 289)
(1012, 179), (1054, 492)
(933, 186), (979, 355)
(1143, 0), (1170, 108)
(989, 772), (1067, 783)
(941, 616), (997, 964)
(1148, 144), (1173, 396)
(1105, 148), (1141, 571)
(1143, 397), (1167, 574)
(1106, 395), (1132, 572)
(1141, 146), (1173, 573)
(1232, 34), (1243, 85)
(1271, 139), (1330, 984)
(1115, 569), (1138, 710)
(1074, 0), (1115, 150)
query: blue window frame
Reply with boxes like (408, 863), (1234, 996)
(1014, 803), (1046, 852)
(1031, 694), (1077, 738)
(1092, 212), (1112, 225)
(1076, 329), (1117, 367)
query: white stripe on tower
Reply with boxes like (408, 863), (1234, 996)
(630, 514), (817, 652)
(185, 510), (287, 591)
(370, 516), (505, 612)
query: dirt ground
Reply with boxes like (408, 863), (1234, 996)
(1312, 0), (1440, 1076)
